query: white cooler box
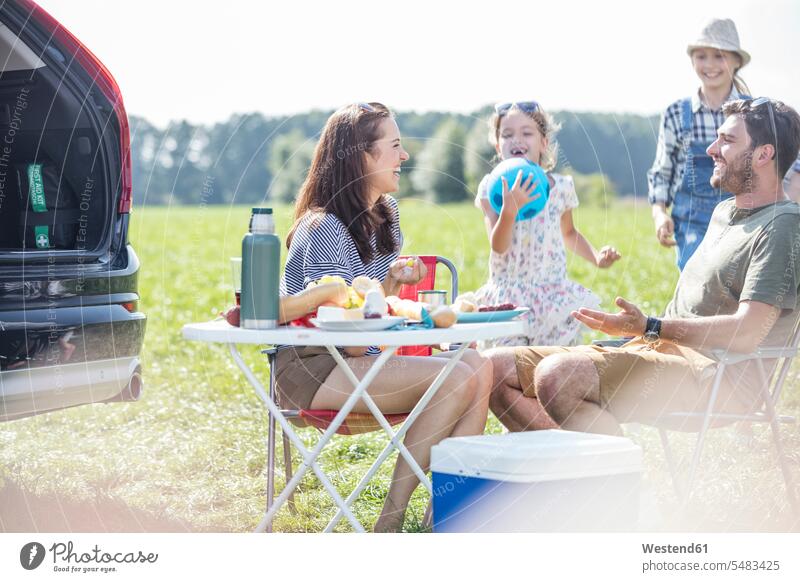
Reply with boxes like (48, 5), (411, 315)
(431, 429), (642, 532)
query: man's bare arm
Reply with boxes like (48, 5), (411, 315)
(661, 300), (780, 353)
(573, 297), (780, 353)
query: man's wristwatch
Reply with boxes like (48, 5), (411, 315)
(643, 316), (662, 344)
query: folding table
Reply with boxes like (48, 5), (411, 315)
(181, 319), (524, 532)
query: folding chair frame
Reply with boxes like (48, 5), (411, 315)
(262, 255), (460, 532)
(404, 255), (458, 304)
(257, 342), (470, 532)
(653, 321), (800, 519)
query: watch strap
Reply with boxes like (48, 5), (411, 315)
(645, 316), (662, 337)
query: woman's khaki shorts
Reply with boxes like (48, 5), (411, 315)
(512, 338), (760, 426)
(275, 346), (338, 410)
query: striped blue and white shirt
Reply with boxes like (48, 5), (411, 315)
(281, 196), (403, 355)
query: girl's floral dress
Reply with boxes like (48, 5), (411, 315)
(475, 173), (601, 348)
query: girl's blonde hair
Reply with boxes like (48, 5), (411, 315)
(489, 104), (561, 171)
(732, 71), (750, 95)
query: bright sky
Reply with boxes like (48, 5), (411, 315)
(35, 0), (800, 127)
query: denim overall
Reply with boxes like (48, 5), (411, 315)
(671, 98), (741, 270)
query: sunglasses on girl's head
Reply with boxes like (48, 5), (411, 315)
(358, 102), (376, 112)
(494, 101), (540, 116)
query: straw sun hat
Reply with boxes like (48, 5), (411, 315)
(686, 18), (750, 67)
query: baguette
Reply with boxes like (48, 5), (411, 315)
(279, 282), (349, 324)
(386, 296), (456, 328)
(386, 296), (422, 320)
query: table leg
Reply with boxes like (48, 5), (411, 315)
(324, 342), (470, 532)
(228, 343), (394, 533)
(282, 431), (296, 513)
(266, 376), (277, 533)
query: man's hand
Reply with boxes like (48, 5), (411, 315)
(595, 245), (621, 268)
(571, 297), (647, 337)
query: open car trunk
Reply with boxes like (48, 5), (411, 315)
(0, 16), (122, 265)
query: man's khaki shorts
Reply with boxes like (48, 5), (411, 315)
(512, 338), (760, 427)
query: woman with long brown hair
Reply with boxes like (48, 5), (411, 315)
(278, 102), (493, 532)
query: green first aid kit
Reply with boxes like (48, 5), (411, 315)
(17, 163), (79, 250)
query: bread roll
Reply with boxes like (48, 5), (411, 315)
(352, 276), (383, 299)
(452, 298), (477, 313)
(429, 306), (457, 328)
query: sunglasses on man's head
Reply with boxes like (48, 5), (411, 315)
(494, 101), (540, 116)
(745, 96), (778, 148)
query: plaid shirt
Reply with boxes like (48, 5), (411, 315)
(647, 88), (743, 206)
(648, 88), (800, 206)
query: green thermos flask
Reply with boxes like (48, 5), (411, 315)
(240, 208), (280, 329)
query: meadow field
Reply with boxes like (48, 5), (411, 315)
(1, 200), (799, 532)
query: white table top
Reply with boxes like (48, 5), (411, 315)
(182, 319), (526, 347)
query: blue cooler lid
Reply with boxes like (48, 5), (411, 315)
(431, 429), (641, 483)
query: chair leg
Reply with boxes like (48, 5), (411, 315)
(681, 370), (725, 509)
(763, 393), (799, 519)
(282, 430), (296, 513)
(264, 348), (279, 533)
(658, 428), (683, 500)
(683, 423), (711, 508)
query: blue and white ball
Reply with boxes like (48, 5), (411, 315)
(488, 158), (550, 222)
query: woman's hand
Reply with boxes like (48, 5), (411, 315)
(595, 245), (621, 268)
(571, 297), (647, 337)
(388, 256), (428, 286)
(382, 256), (428, 297)
(501, 169), (541, 215)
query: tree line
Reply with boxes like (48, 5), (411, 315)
(129, 107), (659, 207)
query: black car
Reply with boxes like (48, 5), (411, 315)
(0, 0), (145, 421)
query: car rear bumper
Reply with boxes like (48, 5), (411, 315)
(0, 355), (141, 421)
(0, 244), (146, 420)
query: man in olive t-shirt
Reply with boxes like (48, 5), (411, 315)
(666, 199), (800, 351)
(487, 98), (800, 435)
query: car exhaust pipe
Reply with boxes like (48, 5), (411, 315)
(106, 365), (143, 402)
(124, 367), (143, 401)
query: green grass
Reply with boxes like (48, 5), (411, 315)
(1, 199), (798, 532)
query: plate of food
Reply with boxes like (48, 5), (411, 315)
(451, 294), (529, 323)
(306, 275), (400, 331)
(310, 290), (406, 330)
(301, 274), (460, 332)
(456, 307), (529, 323)
(310, 315), (406, 332)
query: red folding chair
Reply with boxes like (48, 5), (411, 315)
(397, 255), (458, 356)
(261, 255), (459, 530)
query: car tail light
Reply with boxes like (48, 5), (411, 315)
(17, 0), (133, 213)
(122, 301), (137, 313)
